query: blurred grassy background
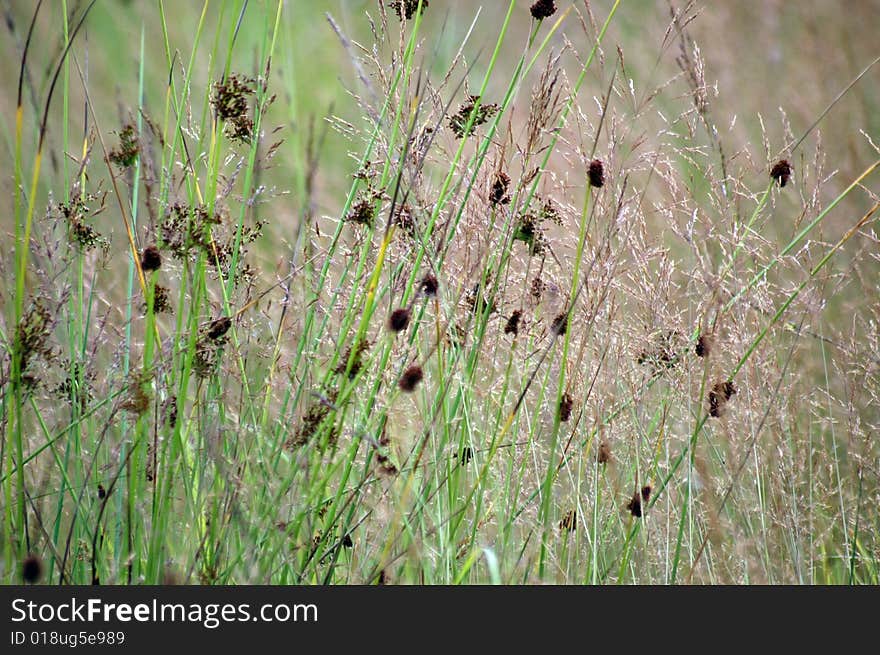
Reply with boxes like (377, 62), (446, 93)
(3, 1), (878, 220)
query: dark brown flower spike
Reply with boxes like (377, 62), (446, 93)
(399, 365), (423, 392)
(551, 312), (568, 336)
(140, 244), (162, 272)
(420, 274), (438, 297)
(22, 553), (43, 584)
(490, 171), (511, 206)
(448, 95), (500, 139)
(206, 316), (232, 341)
(770, 159), (792, 187)
(388, 307), (411, 333)
(558, 392), (573, 422)
(530, 0), (557, 20)
(389, 0), (428, 21)
(588, 158), (605, 188)
(695, 334), (712, 358)
(504, 310), (522, 336)
(597, 440), (611, 465)
(708, 380), (737, 418)
(627, 491), (642, 518)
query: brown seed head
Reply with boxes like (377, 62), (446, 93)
(206, 316), (232, 340)
(530, 0), (557, 20)
(588, 158), (605, 188)
(388, 307), (411, 333)
(597, 440), (611, 465)
(551, 312), (568, 336)
(504, 310), (522, 336)
(420, 274), (438, 297)
(22, 553), (43, 584)
(140, 245), (162, 272)
(399, 365), (423, 392)
(695, 334), (712, 358)
(770, 159), (792, 187)
(490, 171), (511, 206)
(558, 392), (573, 422)
(627, 492), (642, 518)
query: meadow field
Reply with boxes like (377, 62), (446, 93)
(1, 0), (879, 584)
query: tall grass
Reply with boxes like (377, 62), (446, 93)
(2, 0), (878, 585)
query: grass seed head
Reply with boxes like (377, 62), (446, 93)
(627, 491), (643, 518)
(420, 274), (439, 297)
(388, 307), (411, 333)
(389, 0), (429, 21)
(140, 244), (162, 272)
(490, 171), (511, 206)
(448, 95), (499, 139)
(504, 310), (522, 336)
(558, 392), (573, 422)
(770, 159), (792, 187)
(597, 440), (612, 465)
(588, 158), (605, 188)
(551, 312), (568, 336)
(399, 364), (424, 392)
(530, 0), (557, 20)
(206, 316), (232, 341)
(695, 333), (713, 357)
(22, 554), (43, 584)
